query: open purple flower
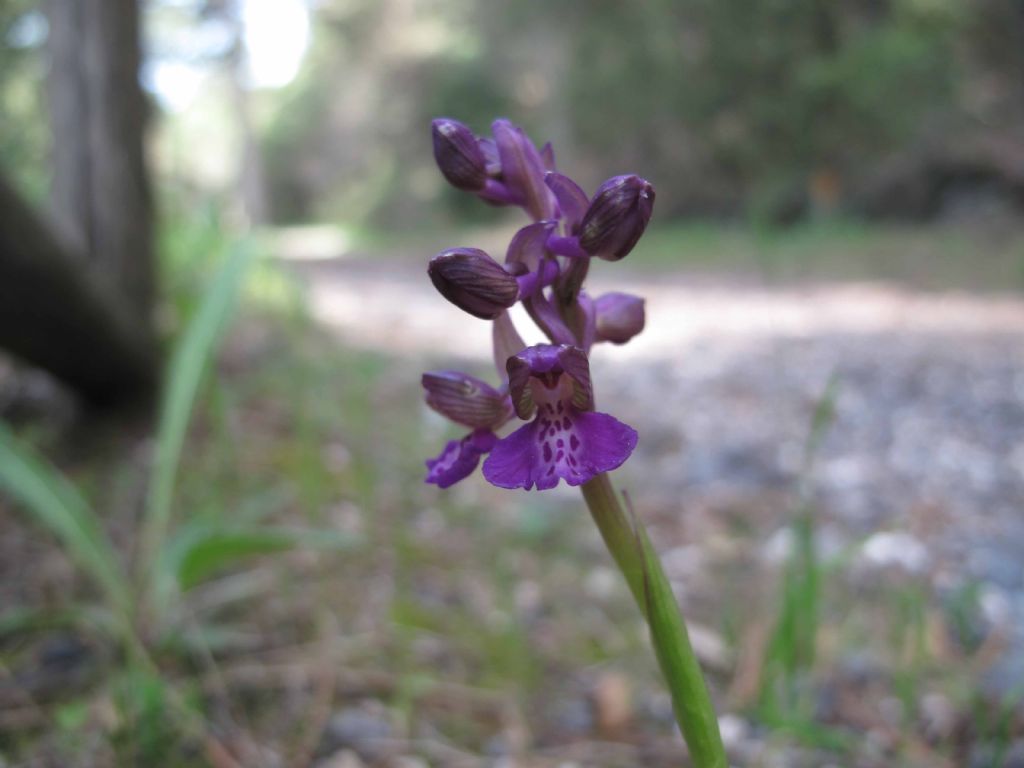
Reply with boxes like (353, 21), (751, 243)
(482, 345), (637, 491)
(422, 371), (513, 488)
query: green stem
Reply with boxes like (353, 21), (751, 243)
(581, 473), (727, 768)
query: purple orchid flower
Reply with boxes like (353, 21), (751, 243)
(421, 118), (727, 768)
(482, 345), (637, 491)
(424, 117), (652, 492)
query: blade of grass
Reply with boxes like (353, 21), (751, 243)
(139, 242), (256, 605)
(0, 423), (131, 617)
(761, 374), (840, 717)
(165, 524), (361, 591)
(0, 605), (123, 639)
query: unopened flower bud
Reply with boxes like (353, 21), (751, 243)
(428, 248), (520, 320)
(594, 292), (645, 344)
(432, 118), (488, 191)
(578, 175), (655, 261)
(422, 371), (512, 428)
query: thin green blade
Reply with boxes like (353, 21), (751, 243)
(0, 423), (130, 614)
(140, 242), (255, 594)
(166, 524), (360, 591)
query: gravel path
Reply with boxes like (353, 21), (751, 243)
(291, 257), (1024, 702)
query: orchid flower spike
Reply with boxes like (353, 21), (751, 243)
(422, 117), (653, 492)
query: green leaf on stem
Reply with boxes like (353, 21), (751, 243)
(630, 497), (728, 768)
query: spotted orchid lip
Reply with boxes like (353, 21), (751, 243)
(482, 388), (637, 492)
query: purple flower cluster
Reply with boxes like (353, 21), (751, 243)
(423, 118), (654, 491)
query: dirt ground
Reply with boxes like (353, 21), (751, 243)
(293, 255), (1024, 766)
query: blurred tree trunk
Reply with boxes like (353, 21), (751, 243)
(0, 173), (157, 404)
(0, 0), (158, 403)
(46, 0), (155, 321)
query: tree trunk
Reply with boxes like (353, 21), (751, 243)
(0, 173), (157, 405)
(45, 0), (155, 322)
(4, 0), (160, 404)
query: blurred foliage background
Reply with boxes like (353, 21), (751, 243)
(4, 0), (1024, 230)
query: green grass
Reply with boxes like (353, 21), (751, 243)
(632, 219), (1024, 291)
(269, 217), (1024, 293)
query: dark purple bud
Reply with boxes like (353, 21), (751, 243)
(422, 371), (511, 428)
(594, 292), (645, 344)
(428, 248), (519, 320)
(578, 175), (655, 261)
(432, 118), (488, 191)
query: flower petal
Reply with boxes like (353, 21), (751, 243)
(425, 429), (497, 489)
(505, 221), (556, 271)
(492, 311), (526, 380)
(481, 421), (538, 490)
(506, 344), (593, 418)
(556, 346), (593, 412)
(422, 371), (510, 428)
(544, 172), (589, 233)
(482, 409), (637, 491)
(507, 345), (564, 418)
(492, 119), (555, 221)
(594, 292), (645, 345)
(540, 141), (556, 172)
(571, 410), (638, 478)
